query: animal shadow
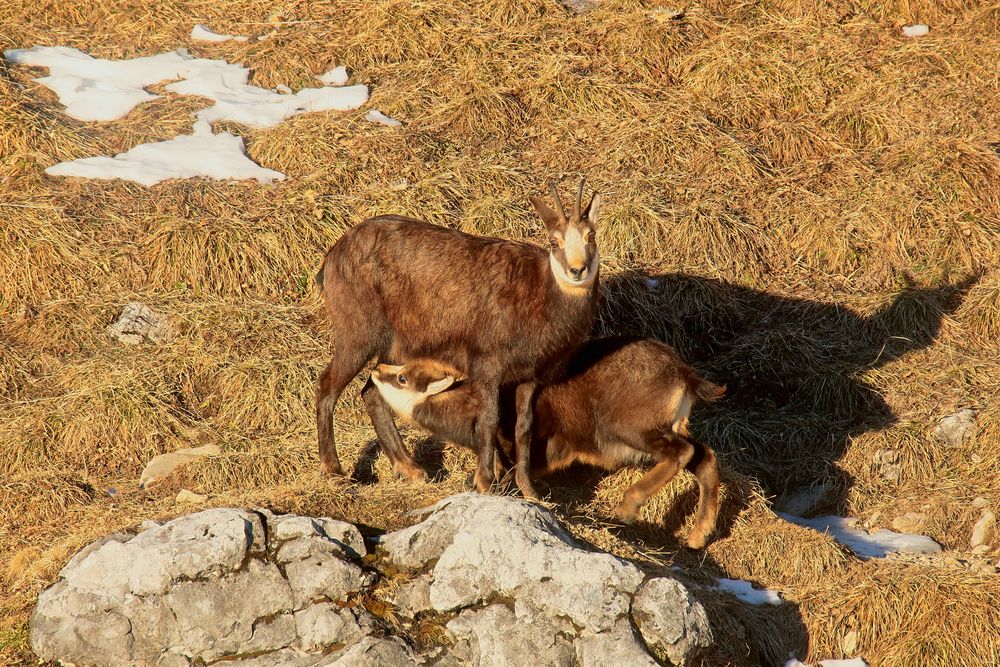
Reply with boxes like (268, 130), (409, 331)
(598, 270), (977, 512)
(351, 436), (448, 485)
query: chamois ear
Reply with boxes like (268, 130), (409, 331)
(529, 196), (563, 234)
(377, 363), (405, 375)
(582, 192), (601, 227)
(426, 376), (456, 395)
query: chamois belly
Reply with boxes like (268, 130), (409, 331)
(552, 437), (654, 472)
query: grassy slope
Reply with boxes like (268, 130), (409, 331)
(1, 0), (999, 664)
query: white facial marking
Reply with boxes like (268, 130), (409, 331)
(371, 374), (420, 420)
(550, 250), (599, 294)
(563, 225), (588, 269)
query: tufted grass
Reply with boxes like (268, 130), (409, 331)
(2, 0), (999, 664)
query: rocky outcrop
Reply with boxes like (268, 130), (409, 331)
(31, 494), (716, 666)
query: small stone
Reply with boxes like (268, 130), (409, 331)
(901, 23), (930, 37)
(775, 481), (835, 516)
(891, 512), (928, 534)
(873, 448), (901, 482)
(175, 489), (208, 504)
(932, 408), (977, 448)
(971, 510), (996, 549)
(632, 577), (713, 665)
(971, 544), (990, 555)
(390, 575), (432, 618)
(841, 628), (858, 654)
(107, 302), (173, 345)
(139, 445), (222, 488)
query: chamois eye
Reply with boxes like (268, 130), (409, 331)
(397, 374), (407, 386)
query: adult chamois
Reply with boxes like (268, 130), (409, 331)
(370, 337), (725, 549)
(315, 180), (601, 491)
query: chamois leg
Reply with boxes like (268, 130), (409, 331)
(473, 381), (501, 493)
(614, 434), (695, 524)
(684, 441), (721, 549)
(316, 342), (373, 476)
(361, 378), (427, 482)
(513, 381), (540, 500)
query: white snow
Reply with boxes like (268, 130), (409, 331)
(784, 659), (868, 667)
(166, 67), (368, 128)
(778, 513), (942, 559)
(3, 46), (369, 126)
(714, 577), (781, 606)
(365, 109), (402, 127)
(318, 65), (349, 86)
(45, 125), (284, 186)
(3, 46), (232, 121)
(901, 24), (929, 38)
(191, 24), (249, 43)
(5, 45), (373, 185)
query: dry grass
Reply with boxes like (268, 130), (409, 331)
(2, 0), (999, 665)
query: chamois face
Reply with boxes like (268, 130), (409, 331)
(529, 181), (601, 295)
(371, 359), (462, 419)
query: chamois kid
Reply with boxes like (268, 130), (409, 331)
(371, 337), (725, 549)
(315, 180), (600, 491)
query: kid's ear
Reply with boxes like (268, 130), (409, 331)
(426, 376), (456, 395)
(582, 192), (601, 227)
(530, 196), (563, 235)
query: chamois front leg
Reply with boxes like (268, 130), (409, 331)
(361, 378), (427, 482)
(513, 381), (540, 500)
(473, 380), (501, 493)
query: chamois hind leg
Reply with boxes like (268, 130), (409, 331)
(684, 441), (721, 549)
(361, 378), (427, 482)
(316, 337), (375, 476)
(614, 434), (695, 525)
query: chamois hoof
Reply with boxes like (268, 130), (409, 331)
(685, 531), (711, 550)
(473, 470), (495, 494)
(319, 460), (344, 477)
(613, 504), (640, 525)
(393, 462), (428, 483)
(516, 482), (541, 502)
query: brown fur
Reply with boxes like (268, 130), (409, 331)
(371, 336), (725, 549)
(316, 182), (600, 489)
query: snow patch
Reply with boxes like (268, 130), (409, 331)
(713, 578), (781, 606)
(901, 24), (929, 38)
(365, 109), (402, 127)
(3, 46), (368, 127)
(45, 126), (284, 186)
(318, 65), (349, 86)
(191, 24), (249, 43)
(5, 45), (372, 185)
(3, 46), (231, 121)
(778, 513), (942, 559)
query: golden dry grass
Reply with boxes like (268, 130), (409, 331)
(2, 0), (999, 665)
